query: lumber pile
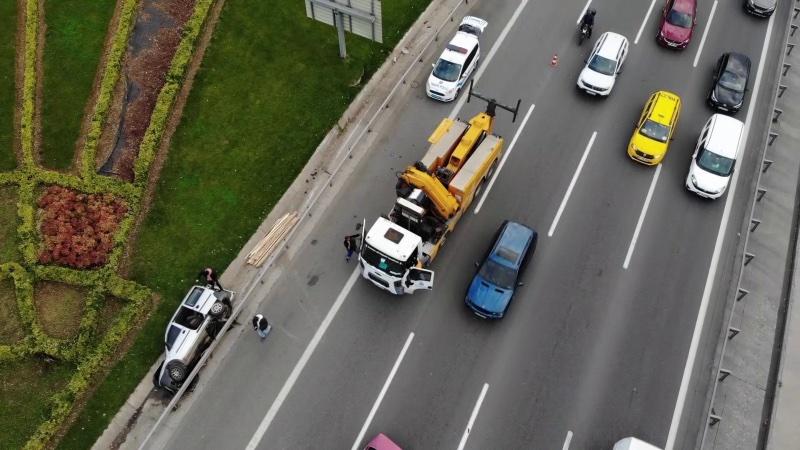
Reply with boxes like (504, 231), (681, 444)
(246, 211), (299, 267)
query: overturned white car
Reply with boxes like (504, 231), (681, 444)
(154, 285), (234, 393)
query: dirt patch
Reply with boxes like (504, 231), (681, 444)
(33, 281), (85, 339)
(99, 0), (196, 180)
(94, 295), (126, 337)
(0, 278), (25, 344)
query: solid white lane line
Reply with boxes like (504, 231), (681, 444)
(692, 0), (718, 68)
(634, 0), (658, 45)
(474, 104), (536, 214)
(245, 268), (361, 450)
(457, 383), (490, 450)
(665, 11), (775, 450)
(548, 131), (597, 237)
(450, 0), (530, 119)
(576, 0), (592, 25)
(623, 164), (662, 269)
(351, 333), (415, 450)
(562, 430), (574, 450)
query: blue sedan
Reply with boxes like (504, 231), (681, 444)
(466, 221), (537, 319)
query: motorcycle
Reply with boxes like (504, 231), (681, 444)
(578, 23), (591, 45)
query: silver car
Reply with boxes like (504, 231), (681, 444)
(154, 285), (233, 393)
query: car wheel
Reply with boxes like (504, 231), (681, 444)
(166, 360), (188, 382)
(209, 301), (230, 319)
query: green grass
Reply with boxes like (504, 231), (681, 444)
(58, 0), (430, 448)
(35, 282), (85, 339)
(0, 279), (25, 344)
(0, 186), (19, 263)
(40, 0), (116, 170)
(0, 358), (74, 450)
(0, 0), (17, 170)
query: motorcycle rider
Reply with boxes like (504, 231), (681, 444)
(580, 8), (596, 39)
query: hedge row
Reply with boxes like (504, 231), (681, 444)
(79, 0), (140, 181)
(19, 0), (37, 168)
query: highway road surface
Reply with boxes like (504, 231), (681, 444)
(152, 0), (788, 449)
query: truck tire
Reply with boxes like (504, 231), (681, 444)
(209, 301), (230, 319)
(166, 360), (187, 382)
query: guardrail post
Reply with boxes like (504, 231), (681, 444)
(779, 84), (788, 97)
(763, 159), (774, 173)
(750, 219), (761, 232)
(737, 288), (749, 301)
(728, 327), (741, 340)
(709, 412), (722, 427)
(788, 43), (796, 56)
(719, 369), (732, 382)
(769, 132), (779, 145)
(773, 108), (783, 122)
(757, 188), (767, 201)
(784, 63), (792, 76)
(744, 253), (755, 266)
(792, 24), (799, 37)
(794, 7), (800, 19)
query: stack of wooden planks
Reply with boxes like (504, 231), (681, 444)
(246, 211), (299, 267)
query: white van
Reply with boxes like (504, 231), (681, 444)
(685, 114), (744, 199)
(425, 16), (487, 102)
(612, 437), (662, 450)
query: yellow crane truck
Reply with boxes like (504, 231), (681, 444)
(359, 84), (520, 294)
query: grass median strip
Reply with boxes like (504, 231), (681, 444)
(40, 0), (116, 170)
(0, 0), (17, 170)
(59, 0), (430, 447)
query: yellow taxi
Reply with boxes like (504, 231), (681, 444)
(627, 91), (681, 165)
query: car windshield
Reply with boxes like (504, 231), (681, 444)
(697, 147), (735, 177)
(666, 9), (693, 28)
(588, 54), (616, 76)
(479, 259), (517, 290)
(361, 244), (407, 277)
(432, 59), (462, 82)
(639, 119), (670, 143)
(719, 71), (745, 92)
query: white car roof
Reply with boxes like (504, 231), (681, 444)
(439, 31), (478, 64)
(597, 32), (627, 59)
(707, 114), (744, 158)
(365, 217), (421, 262)
(612, 437), (662, 450)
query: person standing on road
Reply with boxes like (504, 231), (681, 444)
(343, 234), (360, 263)
(252, 314), (271, 340)
(198, 267), (223, 291)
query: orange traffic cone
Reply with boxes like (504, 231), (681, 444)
(550, 53), (559, 67)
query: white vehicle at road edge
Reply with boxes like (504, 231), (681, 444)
(685, 113), (744, 199)
(425, 16), (487, 102)
(577, 31), (629, 96)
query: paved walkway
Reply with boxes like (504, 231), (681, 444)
(702, 4), (800, 450)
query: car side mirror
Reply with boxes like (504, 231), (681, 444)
(431, 63), (435, 69)
(474, 261), (479, 268)
(517, 282), (525, 287)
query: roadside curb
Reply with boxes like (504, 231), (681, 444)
(93, 0), (479, 448)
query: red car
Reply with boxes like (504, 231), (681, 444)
(657, 0), (697, 49)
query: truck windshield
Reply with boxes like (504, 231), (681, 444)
(361, 244), (407, 277)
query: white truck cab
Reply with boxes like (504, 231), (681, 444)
(359, 217), (434, 295)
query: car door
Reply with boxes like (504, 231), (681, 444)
(403, 267), (434, 293)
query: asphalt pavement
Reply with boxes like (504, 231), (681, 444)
(125, 1), (788, 449)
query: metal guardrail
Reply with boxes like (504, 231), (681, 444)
(700, 2), (797, 445)
(136, 1), (474, 448)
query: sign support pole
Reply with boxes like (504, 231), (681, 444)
(335, 10), (347, 58)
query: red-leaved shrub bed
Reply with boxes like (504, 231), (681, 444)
(37, 186), (128, 268)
